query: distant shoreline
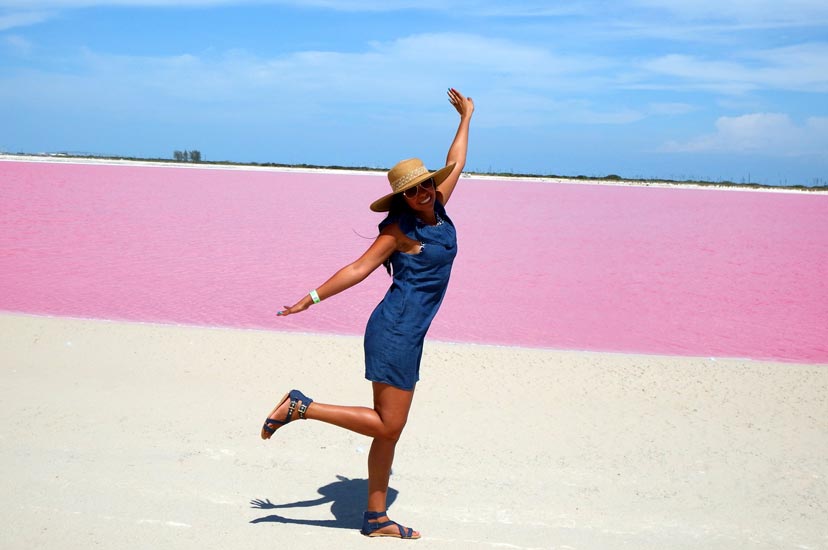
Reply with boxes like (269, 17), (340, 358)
(2, 152), (826, 194)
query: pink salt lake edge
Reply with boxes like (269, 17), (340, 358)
(1, 160), (826, 363)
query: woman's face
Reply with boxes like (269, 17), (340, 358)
(402, 178), (436, 215)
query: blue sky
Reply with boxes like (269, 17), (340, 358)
(1, 1), (827, 185)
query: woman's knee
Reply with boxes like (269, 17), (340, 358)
(377, 418), (407, 442)
(372, 382), (414, 441)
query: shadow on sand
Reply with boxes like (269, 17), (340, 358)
(250, 474), (399, 530)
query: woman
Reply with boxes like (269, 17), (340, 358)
(261, 87), (474, 540)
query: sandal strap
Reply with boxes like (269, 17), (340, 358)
(392, 521), (412, 538)
(262, 390), (314, 438)
(371, 520), (414, 538)
(261, 417), (287, 434)
(361, 512), (415, 538)
(288, 389), (314, 419)
(363, 510), (387, 521)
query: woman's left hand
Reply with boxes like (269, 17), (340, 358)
(448, 88), (474, 119)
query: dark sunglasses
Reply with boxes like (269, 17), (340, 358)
(402, 178), (435, 198)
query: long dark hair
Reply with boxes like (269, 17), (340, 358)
(382, 193), (412, 276)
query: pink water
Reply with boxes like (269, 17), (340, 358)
(1, 160), (827, 363)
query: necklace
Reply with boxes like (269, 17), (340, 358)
(417, 212), (443, 226)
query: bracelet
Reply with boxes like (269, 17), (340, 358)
(309, 289), (321, 304)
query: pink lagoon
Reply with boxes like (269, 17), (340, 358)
(1, 159), (827, 363)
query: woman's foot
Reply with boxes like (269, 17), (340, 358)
(260, 389), (313, 440)
(361, 511), (421, 539)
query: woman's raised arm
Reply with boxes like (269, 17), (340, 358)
(437, 88), (474, 205)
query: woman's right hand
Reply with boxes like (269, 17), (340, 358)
(277, 298), (311, 317)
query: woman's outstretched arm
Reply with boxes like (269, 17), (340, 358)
(277, 230), (397, 316)
(437, 87), (474, 205)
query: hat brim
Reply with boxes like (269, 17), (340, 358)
(370, 162), (456, 212)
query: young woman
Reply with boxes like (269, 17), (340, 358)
(261, 87), (474, 540)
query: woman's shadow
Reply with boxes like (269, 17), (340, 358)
(250, 474), (398, 530)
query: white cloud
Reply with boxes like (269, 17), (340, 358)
(0, 10), (54, 30)
(631, 0), (828, 26)
(641, 55), (755, 94)
(5, 0), (826, 22)
(663, 113), (828, 156)
(2, 0), (827, 29)
(0, 30), (653, 137)
(0, 0), (568, 10)
(0, 1), (229, 6)
(62, 31), (611, 102)
(3, 33), (32, 54)
(2, 3), (824, 144)
(745, 43), (828, 91)
(646, 102), (697, 116)
(638, 42), (828, 94)
(159, 30), (608, 102)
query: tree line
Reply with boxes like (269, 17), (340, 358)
(173, 150), (202, 162)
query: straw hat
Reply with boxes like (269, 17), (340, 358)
(370, 158), (456, 212)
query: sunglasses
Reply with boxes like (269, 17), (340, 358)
(402, 178), (435, 198)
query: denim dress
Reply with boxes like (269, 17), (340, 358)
(364, 201), (457, 390)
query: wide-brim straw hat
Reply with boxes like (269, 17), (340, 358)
(370, 158), (456, 212)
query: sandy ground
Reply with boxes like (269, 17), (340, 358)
(1, 313), (826, 549)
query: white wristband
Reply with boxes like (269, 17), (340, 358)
(309, 289), (321, 304)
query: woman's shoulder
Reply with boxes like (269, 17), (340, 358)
(379, 210), (415, 233)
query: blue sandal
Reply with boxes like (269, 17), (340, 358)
(260, 389), (313, 439)
(361, 510), (420, 539)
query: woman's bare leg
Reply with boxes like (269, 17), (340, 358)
(366, 383), (414, 508)
(265, 382), (413, 439)
(261, 382), (419, 536)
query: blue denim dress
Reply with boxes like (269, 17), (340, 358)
(364, 201), (457, 390)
